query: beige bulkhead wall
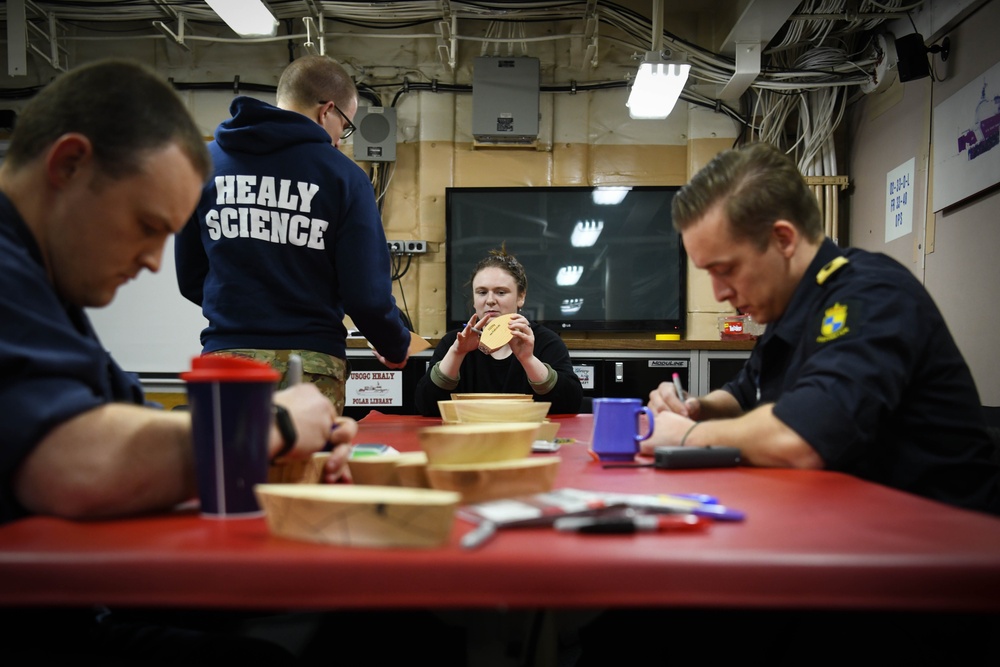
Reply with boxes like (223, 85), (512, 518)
(331, 23), (740, 341)
(1, 10), (741, 343)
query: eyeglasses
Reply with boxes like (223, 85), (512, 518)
(318, 101), (356, 141)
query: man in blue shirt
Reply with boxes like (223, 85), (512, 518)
(175, 55), (411, 415)
(645, 142), (999, 515)
(0, 59), (352, 527)
(0, 57), (368, 666)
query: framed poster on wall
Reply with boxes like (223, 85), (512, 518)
(932, 59), (1000, 211)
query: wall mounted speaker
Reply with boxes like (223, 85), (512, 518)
(894, 32), (930, 82)
(353, 106), (397, 162)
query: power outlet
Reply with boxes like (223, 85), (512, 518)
(387, 240), (428, 254)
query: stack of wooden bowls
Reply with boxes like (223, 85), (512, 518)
(416, 422), (560, 503)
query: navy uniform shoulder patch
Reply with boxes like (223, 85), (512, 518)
(817, 301), (852, 343)
(816, 256), (849, 285)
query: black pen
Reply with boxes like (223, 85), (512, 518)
(554, 513), (707, 534)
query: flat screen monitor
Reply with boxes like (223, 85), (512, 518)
(445, 186), (686, 334)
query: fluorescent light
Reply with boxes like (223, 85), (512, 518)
(592, 187), (631, 205)
(571, 220), (604, 247)
(205, 0), (278, 38)
(561, 298), (583, 316)
(556, 266), (584, 286)
(627, 51), (690, 119)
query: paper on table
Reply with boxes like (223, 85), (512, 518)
(367, 331), (432, 355)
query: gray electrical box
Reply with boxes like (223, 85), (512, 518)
(352, 106), (397, 162)
(472, 56), (540, 143)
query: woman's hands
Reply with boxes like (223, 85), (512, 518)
(506, 313), (536, 362)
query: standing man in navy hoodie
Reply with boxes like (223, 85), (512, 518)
(176, 55), (410, 415)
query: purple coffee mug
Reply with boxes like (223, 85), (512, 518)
(591, 397), (654, 462)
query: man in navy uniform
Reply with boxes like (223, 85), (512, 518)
(645, 142), (998, 515)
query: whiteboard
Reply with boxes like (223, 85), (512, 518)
(87, 235), (207, 374)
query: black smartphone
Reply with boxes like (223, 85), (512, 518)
(653, 446), (742, 469)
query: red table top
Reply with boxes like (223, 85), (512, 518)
(2, 412), (1000, 612)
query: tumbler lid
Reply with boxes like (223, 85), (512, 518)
(180, 355), (280, 382)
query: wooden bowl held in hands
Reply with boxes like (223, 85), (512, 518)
(255, 484), (460, 548)
(418, 422), (541, 465)
(477, 313), (515, 354)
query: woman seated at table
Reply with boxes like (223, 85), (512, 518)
(415, 245), (583, 416)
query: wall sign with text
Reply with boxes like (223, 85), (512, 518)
(346, 370), (403, 407)
(885, 158), (915, 243)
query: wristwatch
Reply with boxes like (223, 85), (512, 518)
(272, 404), (297, 460)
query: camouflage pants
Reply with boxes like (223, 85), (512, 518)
(207, 349), (348, 416)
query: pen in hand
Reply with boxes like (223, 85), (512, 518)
(287, 353), (303, 387)
(672, 372), (687, 401)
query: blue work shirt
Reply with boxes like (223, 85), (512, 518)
(725, 239), (999, 514)
(0, 193), (144, 524)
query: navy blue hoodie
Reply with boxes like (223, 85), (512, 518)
(176, 96), (409, 363)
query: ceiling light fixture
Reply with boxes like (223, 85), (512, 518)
(205, 0), (278, 38)
(626, 0), (689, 119)
(627, 52), (690, 119)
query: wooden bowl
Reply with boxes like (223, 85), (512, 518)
(418, 422), (541, 465)
(438, 400), (461, 424)
(534, 420), (561, 442)
(255, 484), (460, 548)
(302, 452), (331, 484)
(348, 455), (406, 486)
(268, 457), (312, 484)
(348, 451), (429, 487)
(451, 393), (533, 401)
(425, 457), (560, 504)
(441, 399), (551, 424)
(395, 452), (430, 488)
(477, 313), (515, 353)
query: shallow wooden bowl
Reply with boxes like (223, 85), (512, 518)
(395, 452), (430, 488)
(255, 484), (460, 548)
(438, 400), (462, 424)
(447, 399), (551, 424)
(451, 393), (533, 401)
(268, 457), (312, 484)
(348, 455), (406, 486)
(418, 422), (541, 465)
(302, 452), (331, 484)
(348, 451), (429, 486)
(534, 420), (561, 442)
(425, 457), (560, 504)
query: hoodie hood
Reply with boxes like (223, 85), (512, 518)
(214, 96), (333, 155)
